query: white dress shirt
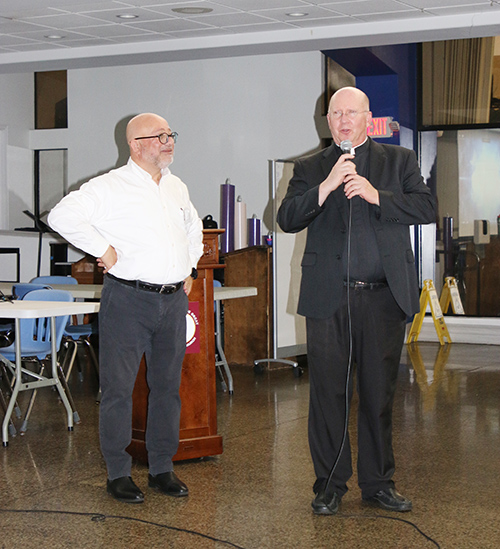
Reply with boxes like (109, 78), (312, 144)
(48, 158), (203, 285)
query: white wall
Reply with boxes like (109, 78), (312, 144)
(0, 72), (33, 230)
(1, 50), (323, 278)
(66, 51), (324, 232)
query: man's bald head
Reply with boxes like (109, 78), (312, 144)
(126, 112), (175, 180)
(126, 113), (169, 145)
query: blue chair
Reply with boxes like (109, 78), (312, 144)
(32, 276), (99, 391)
(30, 275), (78, 285)
(13, 283), (52, 299)
(0, 289), (79, 434)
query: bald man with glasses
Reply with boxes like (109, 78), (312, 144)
(49, 113), (203, 504)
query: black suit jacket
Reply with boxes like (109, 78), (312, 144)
(277, 138), (437, 319)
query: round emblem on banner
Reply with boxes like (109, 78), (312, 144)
(186, 308), (199, 347)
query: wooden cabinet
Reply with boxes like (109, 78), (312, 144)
(127, 229), (224, 463)
(71, 254), (104, 284)
(222, 246), (272, 365)
(463, 236), (500, 316)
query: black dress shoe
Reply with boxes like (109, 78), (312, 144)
(107, 476), (144, 504)
(148, 471), (189, 497)
(363, 487), (412, 512)
(311, 488), (341, 515)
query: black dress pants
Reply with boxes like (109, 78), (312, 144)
(99, 275), (188, 480)
(306, 285), (406, 498)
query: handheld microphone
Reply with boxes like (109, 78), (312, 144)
(340, 140), (353, 155)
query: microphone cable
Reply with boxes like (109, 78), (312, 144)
(323, 182), (354, 498)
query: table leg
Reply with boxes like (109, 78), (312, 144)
(215, 300), (233, 394)
(50, 317), (74, 431)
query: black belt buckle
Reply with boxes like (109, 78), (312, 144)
(344, 280), (387, 290)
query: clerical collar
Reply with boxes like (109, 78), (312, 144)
(352, 137), (370, 156)
(335, 136), (369, 155)
(353, 137), (369, 151)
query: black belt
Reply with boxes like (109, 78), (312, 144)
(344, 280), (388, 290)
(107, 273), (183, 294)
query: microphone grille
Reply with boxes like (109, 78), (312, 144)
(340, 140), (353, 154)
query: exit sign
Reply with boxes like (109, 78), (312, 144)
(368, 117), (399, 138)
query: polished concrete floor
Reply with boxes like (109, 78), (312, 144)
(1, 341), (500, 548)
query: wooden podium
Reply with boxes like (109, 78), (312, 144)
(127, 229), (224, 464)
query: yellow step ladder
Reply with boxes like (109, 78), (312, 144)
(439, 276), (465, 315)
(406, 279), (452, 346)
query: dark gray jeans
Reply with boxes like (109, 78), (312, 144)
(98, 275), (188, 480)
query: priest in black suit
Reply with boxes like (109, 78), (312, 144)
(277, 87), (436, 515)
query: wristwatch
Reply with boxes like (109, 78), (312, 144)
(190, 268), (198, 280)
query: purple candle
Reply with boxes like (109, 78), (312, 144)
(220, 179), (235, 253)
(247, 216), (261, 247)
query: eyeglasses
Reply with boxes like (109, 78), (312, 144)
(134, 132), (178, 144)
(329, 110), (368, 120)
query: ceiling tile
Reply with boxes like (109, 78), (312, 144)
(0, 0), (498, 67)
(223, 22), (297, 33)
(288, 15), (357, 27)
(20, 13), (111, 29)
(76, 7), (176, 24)
(12, 28), (96, 41)
(425, 4), (500, 16)
(145, 2), (241, 17)
(321, 0), (418, 16)
(70, 24), (155, 38)
(188, 12), (276, 26)
(252, 6), (348, 22)
(126, 18), (213, 32)
(215, 0), (310, 9)
(400, 0), (496, 7)
(356, 9), (433, 22)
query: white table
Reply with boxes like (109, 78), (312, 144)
(213, 286), (257, 394)
(1, 283), (255, 301)
(0, 300), (100, 446)
(0, 283), (256, 396)
(0, 283), (102, 300)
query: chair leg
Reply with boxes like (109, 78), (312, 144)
(20, 360), (45, 435)
(0, 384), (17, 437)
(82, 338), (101, 403)
(83, 338), (99, 377)
(1, 362), (22, 418)
(62, 340), (78, 383)
(57, 364), (80, 424)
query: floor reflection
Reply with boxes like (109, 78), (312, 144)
(1, 343), (500, 548)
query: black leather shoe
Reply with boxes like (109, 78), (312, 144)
(148, 471), (189, 497)
(107, 476), (144, 504)
(311, 488), (341, 515)
(363, 487), (412, 512)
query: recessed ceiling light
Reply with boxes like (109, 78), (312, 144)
(172, 7), (213, 15)
(286, 12), (308, 17)
(116, 14), (139, 19)
(45, 34), (64, 39)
